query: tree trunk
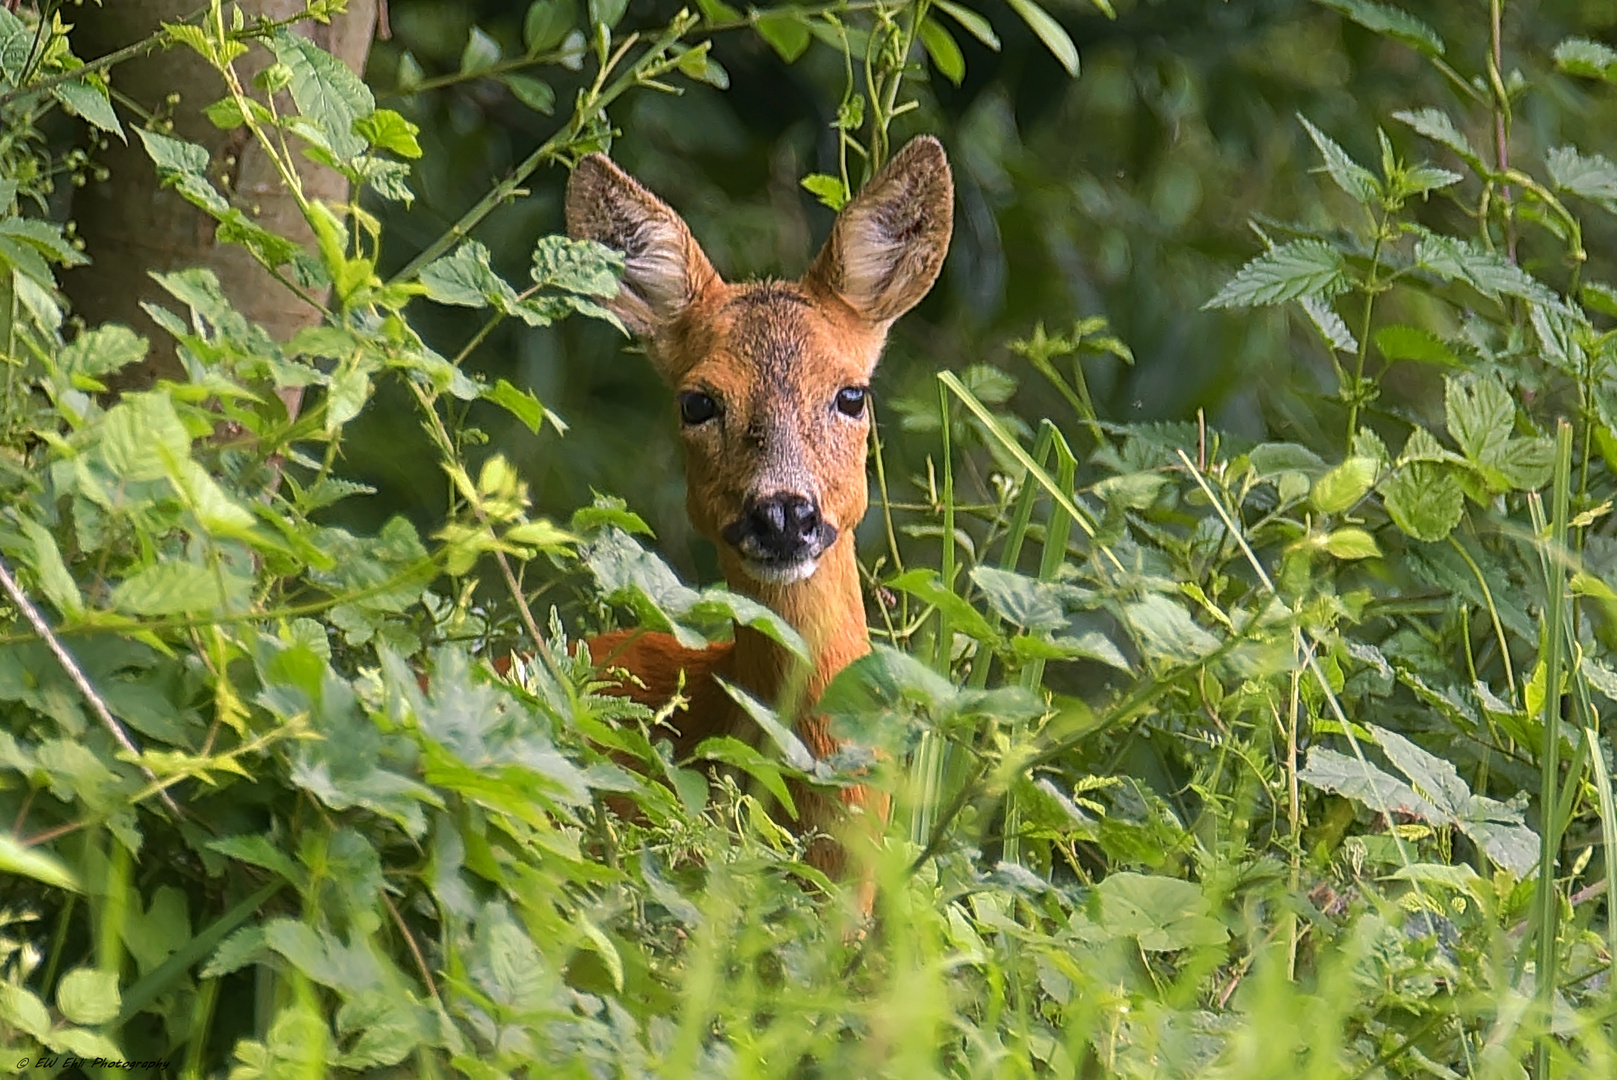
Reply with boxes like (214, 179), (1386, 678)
(64, 0), (378, 395)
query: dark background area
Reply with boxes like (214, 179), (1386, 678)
(343, 0), (1617, 580)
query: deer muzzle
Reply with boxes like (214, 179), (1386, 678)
(722, 493), (839, 584)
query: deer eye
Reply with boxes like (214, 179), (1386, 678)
(835, 386), (867, 418)
(678, 390), (718, 426)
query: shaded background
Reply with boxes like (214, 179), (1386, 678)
(341, 0), (1617, 581)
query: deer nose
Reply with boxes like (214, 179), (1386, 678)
(723, 493), (838, 565)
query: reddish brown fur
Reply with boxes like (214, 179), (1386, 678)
(564, 139), (954, 904)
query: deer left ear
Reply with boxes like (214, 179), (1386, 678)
(804, 136), (954, 326)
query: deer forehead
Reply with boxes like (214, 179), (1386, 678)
(671, 283), (883, 402)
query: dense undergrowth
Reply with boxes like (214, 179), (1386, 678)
(2, 0), (1617, 1076)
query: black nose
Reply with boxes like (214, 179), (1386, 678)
(722, 494), (836, 563)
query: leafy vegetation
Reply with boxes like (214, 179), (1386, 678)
(2, 0), (1617, 1077)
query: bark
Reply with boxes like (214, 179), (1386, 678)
(63, 0), (378, 393)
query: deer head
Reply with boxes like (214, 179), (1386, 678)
(564, 138), (954, 602)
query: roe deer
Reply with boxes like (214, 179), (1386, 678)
(566, 136), (954, 898)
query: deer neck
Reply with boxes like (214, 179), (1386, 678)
(724, 537), (868, 755)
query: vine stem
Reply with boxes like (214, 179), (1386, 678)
(1344, 211), (1388, 443)
(0, 553), (181, 815)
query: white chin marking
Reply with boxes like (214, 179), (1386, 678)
(741, 558), (819, 585)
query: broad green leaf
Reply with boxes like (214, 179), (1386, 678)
(420, 241), (515, 308)
(1393, 107), (1481, 167)
(888, 568), (999, 644)
(136, 128), (210, 177)
(56, 968), (121, 1026)
(1004, 0), (1078, 76)
(693, 735), (797, 814)
(0, 832), (79, 891)
(53, 79), (125, 140)
(970, 566), (1067, 633)
(270, 29), (374, 160)
(754, 12), (811, 62)
(1204, 240), (1348, 309)
(1554, 36), (1617, 83)
(1375, 324), (1460, 366)
(1122, 594), (1219, 664)
(99, 391), (192, 482)
(353, 109), (422, 158)
(60, 323), (148, 381)
(1299, 295), (1357, 353)
(1322, 527), (1381, 560)
(485, 378), (547, 433)
(1298, 115), (1379, 204)
(530, 234), (622, 296)
(1311, 456), (1378, 514)
(589, 0), (630, 29)
(1094, 873), (1228, 952)
(525, 0), (576, 52)
(1313, 0), (1443, 56)
(1444, 374), (1514, 465)
(112, 561), (228, 616)
(1382, 461), (1464, 541)
(1547, 145), (1617, 211)
(801, 173), (849, 211)
(21, 517), (84, 617)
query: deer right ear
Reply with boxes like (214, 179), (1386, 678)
(805, 135), (954, 326)
(565, 155), (719, 338)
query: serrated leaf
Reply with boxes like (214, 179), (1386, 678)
(801, 172), (849, 211)
(1554, 36), (1617, 83)
(53, 79), (125, 140)
(1313, 0), (1443, 56)
(1375, 324), (1460, 366)
(1322, 527), (1381, 559)
(420, 241), (515, 309)
(1414, 233), (1557, 305)
(1393, 107), (1481, 166)
(1299, 114), (1380, 204)
(1383, 461), (1464, 541)
(1122, 594), (1219, 664)
(270, 29), (374, 160)
(1205, 240), (1348, 309)
(1547, 145), (1617, 211)
(970, 566), (1067, 633)
(1311, 456), (1378, 514)
(112, 561), (227, 616)
(1445, 374), (1515, 465)
(1299, 295), (1357, 353)
(353, 109), (422, 158)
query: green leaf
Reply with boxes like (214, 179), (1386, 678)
(1445, 374), (1514, 466)
(530, 234), (622, 296)
(525, 0), (576, 52)
(460, 26), (501, 74)
(1204, 240), (1348, 309)
(60, 323), (149, 381)
(754, 12), (811, 63)
(1313, 0), (1444, 56)
(353, 109), (422, 158)
(485, 378), (547, 433)
(1383, 462), (1464, 542)
(800, 173), (849, 211)
(112, 561), (228, 616)
(503, 73), (556, 114)
(1298, 115), (1380, 204)
(888, 568), (1000, 644)
(21, 517), (84, 618)
(53, 79), (125, 140)
(970, 566), (1067, 634)
(589, 0), (630, 29)
(1392, 107), (1481, 167)
(270, 29), (374, 160)
(1547, 145), (1617, 212)
(0, 832), (79, 891)
(1554, 36), (1617, 83)
(420, 241), (515, 309)
(1122, 594), (1219, 664)
(99, 391), (192, 482)
(1375, 324), (1460, 366)
(56, 968), (121, 1026)
(1299, 295), (1356, 353)
(693, 735), (797, 814)
(1004, 0), (1078, 76)
(1414, 233), (1557, 305)
(1311, 456), (1378, 514)
(934, 0), (1000, 50)
(919, 19), (965, 85)
(1094, 873), (1228, 952)
(1322, 527), (1381, 560)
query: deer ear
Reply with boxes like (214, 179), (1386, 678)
(565, 155), (720, 338)
(805, 136), (954, 326)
